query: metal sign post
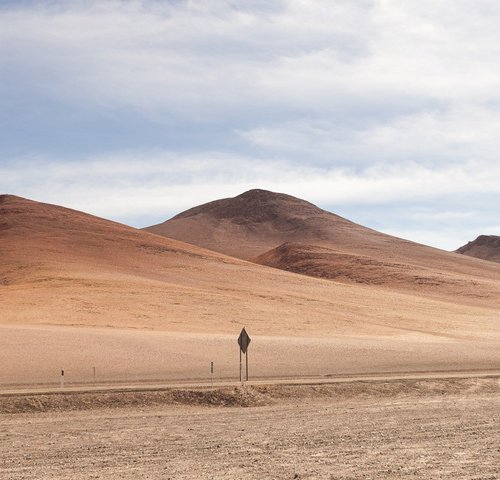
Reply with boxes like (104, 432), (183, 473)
(237, 327), (251, 384)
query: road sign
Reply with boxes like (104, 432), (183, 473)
(238, 328), (251, 383)
(238, 328), (251, 354)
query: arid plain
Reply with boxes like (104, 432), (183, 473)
(1, 190), (499, 479)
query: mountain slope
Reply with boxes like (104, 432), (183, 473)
(456, 235), (500, 263)
(145, 189), (500, 304)
(2, 193), (320, 332)
(0, 192), (498, 332)
(1, 194), (500, 385)
(145, 189), (383, 260)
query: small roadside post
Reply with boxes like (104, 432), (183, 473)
(210, 361), (214, 387)
(60, 369), (64, 389)
(237, 327), (251, 385)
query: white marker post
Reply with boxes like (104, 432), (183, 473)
(60, 369), (64, 389)
(93, 366), (96, 386)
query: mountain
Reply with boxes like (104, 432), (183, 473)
(0, 192), (473, 332)
(2, 192), (499, 330)
(145, 189), (382, 260)
(456, 235), (500, 263)
(145, 189), (500, 302)
(2, 193), (318, 332)
(1, 193), (500, 384)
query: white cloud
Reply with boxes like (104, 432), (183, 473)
(380, 228), (466, 251)
(1, 1), (500, 249)
(239, 103), (500, 167)
(4, 1), (500, 165)
(409, 211), (477, 221)
(3, 0), (500, 117)
(1, 152), (498, 229)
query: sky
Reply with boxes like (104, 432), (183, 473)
(1, 0), (499, 250)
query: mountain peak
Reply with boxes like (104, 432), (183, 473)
(236, 188), (275, 198)
(235, 188), (304, 201)
(145, 189), (364, 259)
(475, 234), (500, 245)
(0, 194), (24, 204)
(171, 189), (324, 223)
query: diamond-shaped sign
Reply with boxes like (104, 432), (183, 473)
(237, 327), (251, 354)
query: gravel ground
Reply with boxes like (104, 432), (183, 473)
(1, 379), (499, 479)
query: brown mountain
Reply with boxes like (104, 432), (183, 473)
(145, 189), (385, 260)
(456, 235), (500, 263)
(145, 189), (500, 301)
(6, 192), (487, 332)
(1, 193), (500, 385)
(1, 193), (315, 332)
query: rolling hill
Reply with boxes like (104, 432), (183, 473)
(1, 193), (499, 385)
(145, 189), (376, 260)
(145, 189), (500, 304)
(456, 235), (500, 263)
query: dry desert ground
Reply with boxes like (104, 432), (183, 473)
(1, 376), (499, 479)
(1, 192), (499, 478)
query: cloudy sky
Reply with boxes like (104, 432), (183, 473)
(1, 0), (499, 250)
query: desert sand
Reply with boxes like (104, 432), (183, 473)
(1, 192), (499, 479)
(1, 193), (500, 387)
(2, 325), (500, 387)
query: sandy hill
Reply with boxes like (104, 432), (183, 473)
(2, 192), (499, 329)
(145, 189), (371, 260)
(145, 189), (500, 303)
(0, 193), (279, 331)
(1, 194), (500, 384)
(456, 235), (500, 263)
